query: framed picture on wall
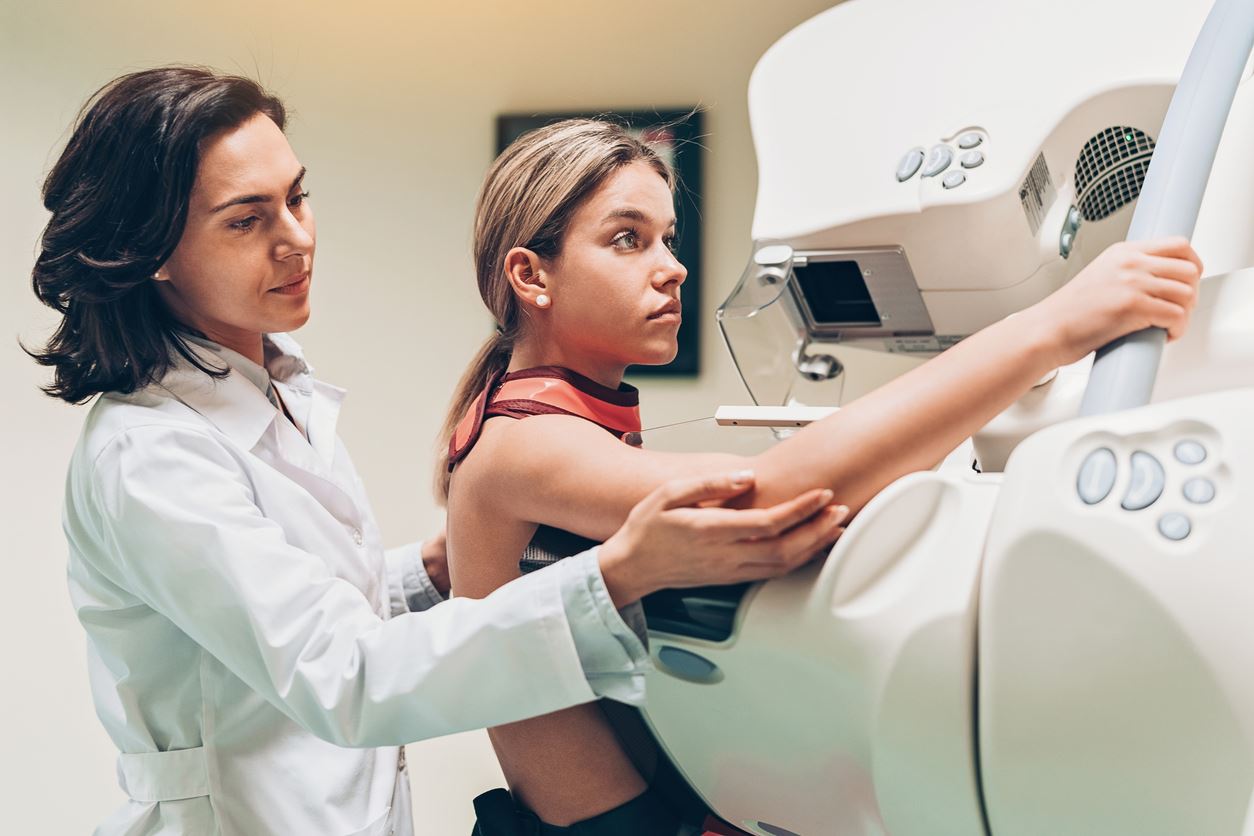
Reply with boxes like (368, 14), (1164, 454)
(496, 109), (704, 376)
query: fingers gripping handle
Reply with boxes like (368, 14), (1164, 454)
(1080, 0), (1254, 417)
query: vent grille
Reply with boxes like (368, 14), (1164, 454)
(1079, 157), (1154, 222)
(1074, 126), (1155, 222)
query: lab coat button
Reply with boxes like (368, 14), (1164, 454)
(1077, 447), (1117, 504)
(921, 144), (953, 177)
(1121, 450), (1165, 511)
(352, 528), (364, 546)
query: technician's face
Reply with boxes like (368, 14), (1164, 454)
(156, 112), (315, 357)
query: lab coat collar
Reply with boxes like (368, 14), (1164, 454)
(155, 334), (343, 458)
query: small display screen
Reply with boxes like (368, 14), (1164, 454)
(794, 260), (881, 327)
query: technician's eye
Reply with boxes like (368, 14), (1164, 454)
(288, 190), (310, 208)
(664, 234), (679, 253)
(229, 215), (260, 232)
(612, 229), (639, 250)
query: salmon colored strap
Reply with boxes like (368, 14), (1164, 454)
(448, 367), (642, 472)
(491, 377), (641, 435)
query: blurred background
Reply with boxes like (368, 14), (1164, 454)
(0, 0), (918, 830)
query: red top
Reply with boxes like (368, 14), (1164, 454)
(448, 366), (642, 470)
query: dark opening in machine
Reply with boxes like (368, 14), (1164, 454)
(793, 259), (881, 328)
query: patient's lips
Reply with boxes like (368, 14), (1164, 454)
(648, 298), (681, 323)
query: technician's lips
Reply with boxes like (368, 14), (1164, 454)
(271, 272), (310, 295)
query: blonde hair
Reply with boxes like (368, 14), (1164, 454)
(435, 118), (675, 502)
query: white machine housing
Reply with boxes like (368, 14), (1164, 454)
(635, 2), (1254, 835)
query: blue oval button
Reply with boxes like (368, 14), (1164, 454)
(656, 646), (723, 684)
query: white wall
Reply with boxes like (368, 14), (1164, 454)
(0, 0), (918, 830)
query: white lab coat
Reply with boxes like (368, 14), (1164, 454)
(64, 335), (632, 836)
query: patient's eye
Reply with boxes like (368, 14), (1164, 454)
(611, 229), (639, 250)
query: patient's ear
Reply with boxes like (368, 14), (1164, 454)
(504, 247), (550, 309)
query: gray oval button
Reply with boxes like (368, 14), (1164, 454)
(656, 646), (722, 684)
(960, 150), (984, 169)
(957, 131), (984, 149)
(1122, 451), (1165, 511)
(1158, 513), (1191, 541)
(1183, 478), (1215, 504)
(1174, 440), (1207, 465)
(942, 171), (966, 189)
(921, 144), (953, 177)
(896, 148), (925, 181)
(1077, 447), (1117, 505)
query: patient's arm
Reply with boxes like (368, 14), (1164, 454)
(478, 237), (1203, 542)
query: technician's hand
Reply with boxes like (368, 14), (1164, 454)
(597, 470), (848, 608)
(1035, 236), (1204, 367)
(420, 523), (451, 598)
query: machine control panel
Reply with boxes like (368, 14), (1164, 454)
(896, 129), (988, 189)
(1074, 437), (1217, 541)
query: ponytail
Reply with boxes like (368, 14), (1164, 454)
(434, 331), (512, 503)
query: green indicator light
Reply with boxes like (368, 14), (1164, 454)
(1125, 133), (1134, 141)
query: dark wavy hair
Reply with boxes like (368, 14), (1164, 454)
(25, 66), (287, 403)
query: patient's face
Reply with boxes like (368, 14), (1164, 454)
(156, 112), (316, 359)
(542, 161), (686, 376)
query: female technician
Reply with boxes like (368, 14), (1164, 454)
(26, 67), (843, 836)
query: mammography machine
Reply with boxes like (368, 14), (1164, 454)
(634, 1), (1254, 833)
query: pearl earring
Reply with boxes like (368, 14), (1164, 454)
(536, 294), (551, 308)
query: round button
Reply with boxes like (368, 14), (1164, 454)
(352, 528), (364, 546)
(1066, 206), (1082, 230)
(1183, 477), (1216, 504)
(957, 131), (984, 149)
(1060, 232), (1075, 257)
(896, 148), (925, 182)
(942, 171), (966, 189)
(1157, 513), (1191, 541)
(960, 150), (984, 169)
(1174, 440), (1207, 465)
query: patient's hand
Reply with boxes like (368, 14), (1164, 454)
(421, 523), (450, 597)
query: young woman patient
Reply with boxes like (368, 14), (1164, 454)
(441, 119), (1203, 833)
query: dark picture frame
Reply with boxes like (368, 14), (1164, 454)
(496, 109), (703, 376)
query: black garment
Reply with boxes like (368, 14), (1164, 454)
(471, 787), (684, 836)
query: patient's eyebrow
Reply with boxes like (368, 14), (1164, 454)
(601, 207), (677, 228)
(209, 168), (306, 214)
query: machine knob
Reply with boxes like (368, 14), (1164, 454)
(796, 351), (843, 381)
